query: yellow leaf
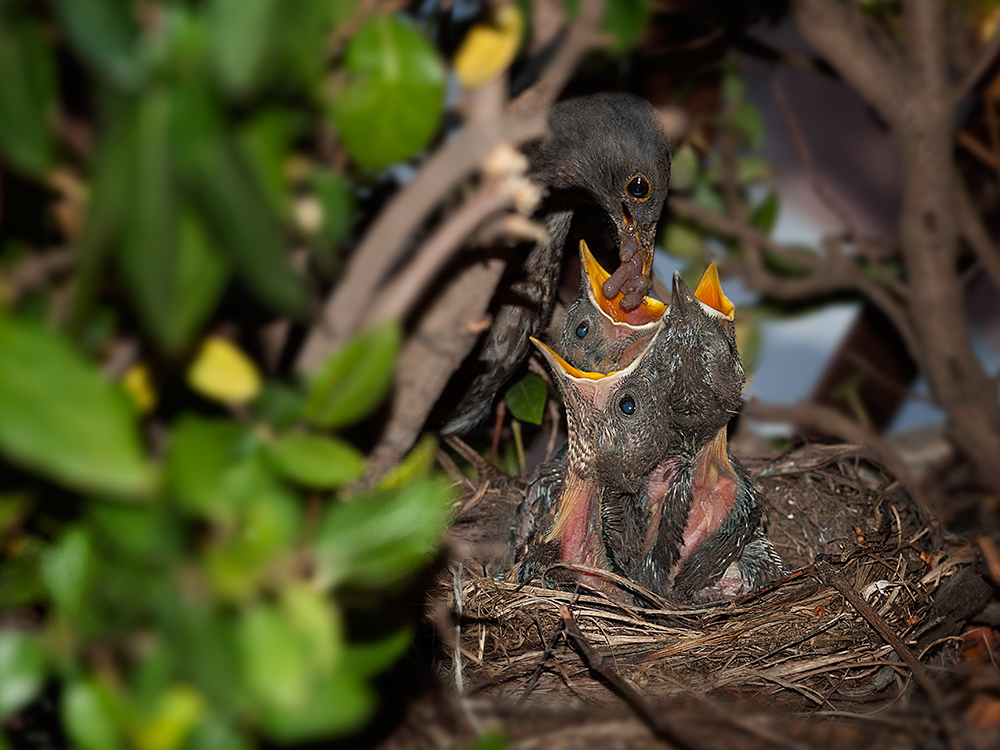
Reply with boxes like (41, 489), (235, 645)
(453, 5), (523, 89)
(186, 337), (262, 404)
(132, 686), (205, 750)
(122, 363), (157, 413)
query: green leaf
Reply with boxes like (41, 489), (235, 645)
(62, 681), (124, 750)
(728, 100), (764, 150)
(117, 89), (228, 352)
(131, 686), (205, 750)
(505, 373), (546, 425)
(691, 181), (725, 214)
(251, 382), (306, 431)
(378, 434), (437, 490)
(663, 220), (707, 263)
(314, 478), (454, 589)
(63, 680), (120, 748)
(165, 416), (249, 517)
(169, 213), (228, 350)
(0, 18), (54, 175)
(340, 627), (412, 678)
(117, 88), (179, 350)
(184, 715), (250, 750)
(311, 169), (356, 271)
(0, 317), (153, 497)
(238, 604), (309, 714)
(266, 433), (365, 489)
(669, 144), (699, 193)
(237, 110), (301, 217)
(0, 631), (47, 719)
(303, 321), (401, 430)
(262, 668), (371, 742)
(565, 0), (651, 53)
(208, 0), (279, 97)
(750, 191), (780, 234)
(601, 0), (651, 53)
(279, 584), (343, 674)
(330, 16), (445, 169)
(41, 528), (95, 618)
(203, 456), (302, 601)
(171, 607), (247, 716)
(0, 540), (45, 608)
(466, 733), (508, 750)
(721, 68), (745, 102)
(331, 0), (362, 29)
(51, 0), (142, 89)
(171, 82), (306, 317)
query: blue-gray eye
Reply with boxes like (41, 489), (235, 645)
(619, 395), (635, 415)
(575, 320), (589, 339)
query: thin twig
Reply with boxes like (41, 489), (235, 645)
(559, 605), (697, 750)
(817, 562), (959, 750)
(955, 23), (1000, 104)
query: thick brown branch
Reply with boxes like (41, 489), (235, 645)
(790, 0), (903, 128)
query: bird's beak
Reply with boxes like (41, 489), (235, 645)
(617, 206), (653, 275)
(672, 266), (735, 322)
(580, 240), (666, 327)
(693, 262), (735, 320)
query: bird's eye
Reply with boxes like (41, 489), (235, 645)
(619, 395), (636, 415)
(575, 320), (589, 339)
(627, 173), (651, 201)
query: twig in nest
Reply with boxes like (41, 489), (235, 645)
(545, 562), (671, 611)
(452, 565), (482, 735)
(516, 614), (563, 707)
(559, 605), (697, 750)
(816, 562), (959, 750)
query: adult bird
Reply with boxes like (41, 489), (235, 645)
(442, 92), (671, 436)
(558, 240), (666, 374)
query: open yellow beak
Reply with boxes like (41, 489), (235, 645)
(694, 261), (735, 319)
(580, 240), (667, 326)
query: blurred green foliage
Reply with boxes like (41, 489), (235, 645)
(0, 1), (457, 747)
(0, 0), (793, 745)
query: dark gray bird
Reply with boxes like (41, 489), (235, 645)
(443, 92), (671, 436)
(558, 240), (666, 373)
(513, 267), (783, 601)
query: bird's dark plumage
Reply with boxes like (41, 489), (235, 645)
(514, 267), (783, 601)
(443, 93), (671, 436)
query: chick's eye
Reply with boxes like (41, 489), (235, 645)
(627, 173), (650, 201)
(575, 320), (589, 339)
(619, 395), (636, 415)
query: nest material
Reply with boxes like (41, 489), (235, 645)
(421, 444), (997, 750)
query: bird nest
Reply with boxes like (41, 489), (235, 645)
(416, 443), (996, 750)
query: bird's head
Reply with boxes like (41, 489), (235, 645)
(559, 240), (666, 372)
(653, 264), (743, 447)
(535, 93), (671, 305)
(531, 331), (674, 495)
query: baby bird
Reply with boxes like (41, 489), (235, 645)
(514, 266), (783, 601)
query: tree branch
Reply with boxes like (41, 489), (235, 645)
(295, 0), (606, 373)
(790, 0), (904, 128)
